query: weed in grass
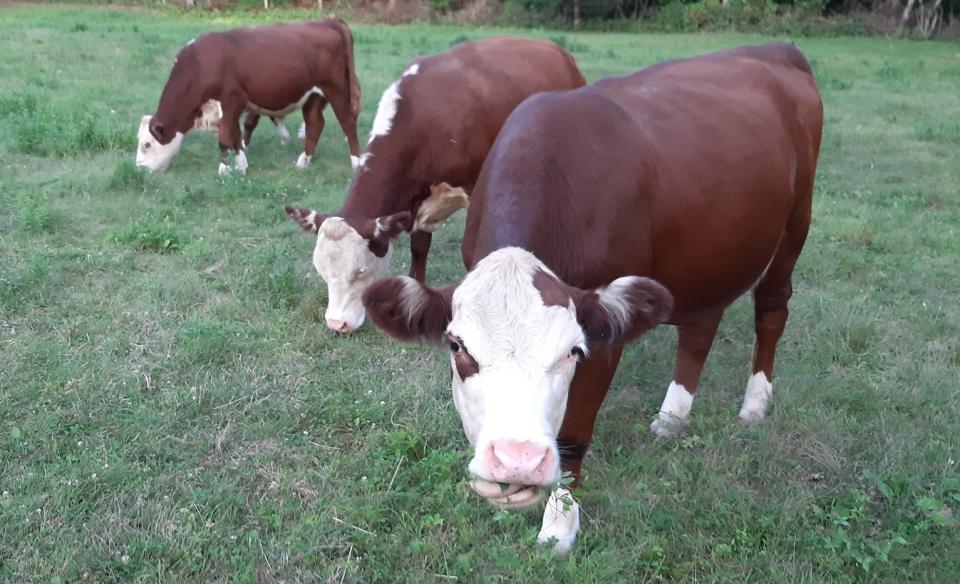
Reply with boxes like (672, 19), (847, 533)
(549, 34), (590, 53)
(15, 109), (131, 157)
(0, 91), (39, 117)
(177, 318), (248, 365)
(108, 216), (183, 252)
(15, 195), (56, 234)
(109, 159), (146, 191)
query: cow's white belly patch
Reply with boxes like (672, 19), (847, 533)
(247, 87), (324, 117)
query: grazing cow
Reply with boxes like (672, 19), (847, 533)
(361, 44), (823, 552)
(284, 36), (585, 334)
(136, 19), (360, 175)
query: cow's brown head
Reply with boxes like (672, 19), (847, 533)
(362, 247), (672, 508)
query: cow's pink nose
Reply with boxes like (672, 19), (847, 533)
(325, 319), (354, 334)
(483, 440), (556, 485)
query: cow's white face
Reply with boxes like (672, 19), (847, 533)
(313, 217), (393, 333)
(136, 115), (183, 173)
(445, 252), (586, 492)
(362, 247), (674, 508)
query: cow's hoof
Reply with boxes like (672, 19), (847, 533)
(234, 151), (248, 174)
(295, 153), (311, 169)
(738, 372), (772, 424)
(218, 162), (230, 176)
(537, 488), (579, 554)
(650, 414), (686, 438)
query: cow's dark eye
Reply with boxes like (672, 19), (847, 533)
(570, 346), (586, 362)
(449, 340), (461, 353)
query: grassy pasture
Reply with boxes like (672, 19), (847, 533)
(1, 4), (959, 582)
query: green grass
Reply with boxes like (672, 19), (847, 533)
(2, 4), (959, 583)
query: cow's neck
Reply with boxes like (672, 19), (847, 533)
(155, 60), (206, 137)
(338, 144), (426, 219)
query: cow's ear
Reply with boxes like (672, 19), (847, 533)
(414, 183), (469, 232)
(355, 211), (411, 257)
(362, 276), (454, 342)
(371, 211), (412, 242)
(151, 119), (167, 140)
(573, 276), (673, 345)
(284, 206), (327, 235)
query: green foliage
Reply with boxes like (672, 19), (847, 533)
(109, 159), (147, 191)
(14, 108), (132, 157)
(109, 215), (184, 252)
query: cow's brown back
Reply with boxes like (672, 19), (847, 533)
(464, 43), (823, 323)
(338, 36), (586, 220)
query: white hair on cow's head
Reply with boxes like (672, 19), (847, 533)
(595, 276), (648, 340)
(319, 217), (356, 241)
(135, 115), (184, 174)
(368, 62), (421, 145)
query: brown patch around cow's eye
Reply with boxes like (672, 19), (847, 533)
(448, 335), (479, 379)
(533, 269), (571, 308)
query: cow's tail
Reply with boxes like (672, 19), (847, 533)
(332, 18), (361, 120)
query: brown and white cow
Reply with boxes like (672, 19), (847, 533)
(361, 44), (823, 552)
(136, 19), (360, 175)
(284, 36), (585, 333)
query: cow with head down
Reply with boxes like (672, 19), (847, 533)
(284, 36), (586, 334)
(136, 19), (360, 175)
(361, 44), (823, 552)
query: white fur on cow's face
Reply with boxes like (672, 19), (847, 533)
(312, 217), (392, 331)
(445, 248), (587, 488)
(136, 115), (184, 173)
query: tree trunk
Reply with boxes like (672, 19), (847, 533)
(900, 0), (917, 29)
(573, 0), (581, 28)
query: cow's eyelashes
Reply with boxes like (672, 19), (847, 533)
(570, 345), (587, 363)
(449, 340), (461, 353)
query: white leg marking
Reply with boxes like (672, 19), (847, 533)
(297, 122), (306, 140)
(350, 155), (360, 170)
(739, 371), (773, 422)
(276, 121), (290, 144)
(234, 150), (248, 174)
(218, 162), (230, 176)
(650, 381), (694, 438)
(536, 488), (579, 554)
(240, 139), (247, 150)
(295, 152), (312, 168)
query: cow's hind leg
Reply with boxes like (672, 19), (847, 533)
(296, 94), (327, 168)
(242, 113), (261, 148)
(217, 100), (247, 176)
(272, 117), (289, 144)
(322, 85), (361, 168)
(650, 313), (723, 438)
(409, 231), (432, 283)
(543, 347), (624, 553)
(740, 203), (812, 422)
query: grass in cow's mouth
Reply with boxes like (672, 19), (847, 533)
(1, 5), (959, 583)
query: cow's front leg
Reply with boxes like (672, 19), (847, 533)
(650, 314), (722, 438)
(537, 488), (580, 554)
(217, 98), (247, 176)
(409, 230), (432, 282)
(543, 346), (624, 553)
